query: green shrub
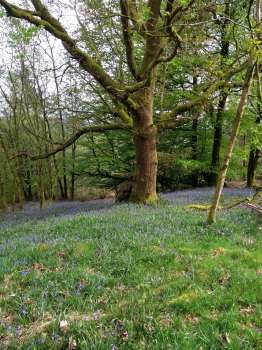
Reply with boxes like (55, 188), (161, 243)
(158, 152), (207, 191)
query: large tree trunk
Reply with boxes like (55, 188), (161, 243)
(130, 86), (158, 204)
(132, 125), (158, 203)
(208, 61), (255, 224)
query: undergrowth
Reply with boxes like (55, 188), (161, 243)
(0, 203), (261, 349)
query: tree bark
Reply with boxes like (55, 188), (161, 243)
(130, 86), (158, 203)
(208, 60), (255, 224)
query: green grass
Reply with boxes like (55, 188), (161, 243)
(0, 204), (262, 349)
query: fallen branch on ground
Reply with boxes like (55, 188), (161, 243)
(185, 189), (262, 212)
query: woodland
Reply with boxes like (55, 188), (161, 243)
(0, 0), (261, 220)
(0, 1), (262, 349)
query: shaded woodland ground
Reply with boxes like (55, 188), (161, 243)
(0, 187), (255, 229)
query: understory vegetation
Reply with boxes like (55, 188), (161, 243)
(0, 203), (261, 349)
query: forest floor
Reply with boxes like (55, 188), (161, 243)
(0, 187), (261, 349)
(0, 187), (255, 230)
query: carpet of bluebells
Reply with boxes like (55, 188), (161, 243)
(0, 188), (261, 349)
(0, 188), (254, 230)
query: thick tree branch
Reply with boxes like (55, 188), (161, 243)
(159, 59), (250, 127)
(158, 114), (200, 131)
(139, 0), (163, 78)
(147, 1), (195, 70)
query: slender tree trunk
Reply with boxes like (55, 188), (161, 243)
(24, 167), (33, 201)
(209, 92), (228, 185)
(50, 42), (68, 199)
(247, 78), (262, 187)
(208, 61), (255, 224)
(192, 118), (198, 161)
(70, 173), (76, 201)
(62, 152), (68, 199)
(0, 172), (6, 209)
(247, 149), (260, 187)
(13, 161), (25, 209)
(71, 142), (76, 200)
(209, 4), (230, 186)
(191, 117), (199, 187)
(241, 135), (247, 180)
(38, 160), (45, 209)
(43, 109), (65, 199)
(43, 131), (55, 200)
(18, 184), (24, 209)
(191, 76), (199, 161)
(130, 86), (158, 203)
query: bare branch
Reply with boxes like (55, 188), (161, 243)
(12, 123), (131, 161)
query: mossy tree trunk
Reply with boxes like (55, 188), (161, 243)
(131, 85), (158, 203)
(124, 0), (162, 203)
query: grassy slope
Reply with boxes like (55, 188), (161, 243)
(0, 204), (261, 349)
